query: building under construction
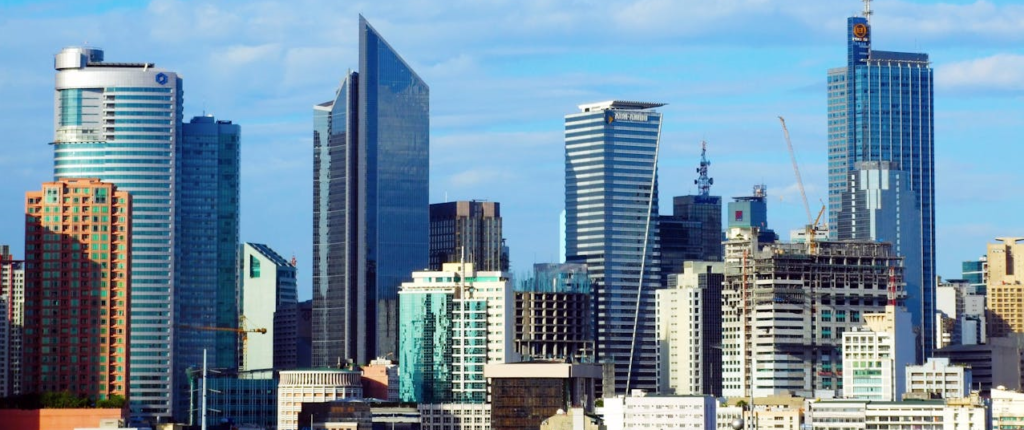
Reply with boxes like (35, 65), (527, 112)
(722, 228), (905, 399)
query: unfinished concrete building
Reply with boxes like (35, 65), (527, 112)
(722, 228), (905, 399)
(515, 263), (595, 361)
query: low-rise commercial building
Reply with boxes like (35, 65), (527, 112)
(905, 358), (971, 400)
(806, 395), (987, 430)
(276, 369), (362, 430)
(992, 386), (1024, 430)
(601, 391), (715, 430)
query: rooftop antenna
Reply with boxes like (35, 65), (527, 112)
(694, 141), (714, 197)
(863, 0), (872, 23)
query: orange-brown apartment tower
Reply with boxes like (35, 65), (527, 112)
(23, 178), (131, 400)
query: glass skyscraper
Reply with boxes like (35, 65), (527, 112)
(564, 101), (662, 394)
(175, 115), (240, 420)
(828, 16), (935, 358)
(313, 16), (429, 367)
(53, 47), (181, 420)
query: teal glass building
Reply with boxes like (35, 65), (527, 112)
(313, 16), (429, 367)
(564, 101), (663, 394)
(398, 264), (513, 404)
(827, 16), (935, 358)
(176, 115), (241, 419)
(53, 47), (182, 420)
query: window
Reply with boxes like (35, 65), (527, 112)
(250, 255), (261, 278)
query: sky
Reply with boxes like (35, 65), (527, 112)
(1, 0), (1022, 300)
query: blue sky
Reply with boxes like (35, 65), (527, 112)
(1, 0), (1022, 300)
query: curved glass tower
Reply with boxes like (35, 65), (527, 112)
(53, 47), (181, 420)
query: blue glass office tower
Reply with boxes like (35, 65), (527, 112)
(828, 16), (935, 358)
(176, 116), (240, 420)
(313, 16), (429, 367)
(53, 47), (182, 420)
(565, 101), (662, 394)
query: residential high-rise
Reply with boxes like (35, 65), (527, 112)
(0, 246), (25, 397)
(827, 11), (936, 358)
(987, 238), (1024, 338)
(841, 306), (915, 401)
(565, 101), (663, 394)
(313, 16), (429, 367)
(397, 262), (514, 404)
(838, 161), (923, 355)
(657, 261), (724, 397)
(53, 46), (181, 419)
(722, 239), (904, 398)
(429, 200), (506, 271)
(23, 178), (131, 400)
(515, 263), (594, 361)
(240, 243), (298, 371)
(174, 115), (241, 419)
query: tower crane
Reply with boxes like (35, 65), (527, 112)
(177, 323), (267, 370)
(778, 116), (826, 253)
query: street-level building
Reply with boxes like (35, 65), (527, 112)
(276, 368), (362, 430)
(992, 386), (1024, 430)
(905, 358), (971, 400)
(601, 391), (715, 430)
(842, 306), (915, 401)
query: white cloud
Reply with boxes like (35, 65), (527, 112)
(936, 53), (1024, 94)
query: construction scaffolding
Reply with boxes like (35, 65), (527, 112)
(722, 231), (906, 399)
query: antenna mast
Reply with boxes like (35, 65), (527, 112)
(695, 141), (714, 197)
(863, 0), (872, 23)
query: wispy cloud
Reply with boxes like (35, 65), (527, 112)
(936, 53), (1024, 95)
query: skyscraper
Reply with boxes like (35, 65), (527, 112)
(828, 11), (935, 357)
(727, 184), (778, 243)
(429, 201), (506, 272)
(240, 243), (298, 371)
(0, 246), (25, 397)
(53, 47), (182, 419)
(175, 115), (241, 418)
(565, 101), (663, 394)
(23, 178), (131, 400)
(659, 142), (723, 283)
(313, 16), (429, 367)
(837, 161), (922, 352)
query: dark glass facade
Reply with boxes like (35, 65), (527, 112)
(429, 201), (506, 272)
(176, 115), (241, 420)
(313, 16), (429, 366)
(828, 16), (935, 358)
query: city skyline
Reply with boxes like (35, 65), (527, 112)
(1, 0), (1023, 301)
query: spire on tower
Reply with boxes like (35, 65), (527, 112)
(863, 0), (872, 22)
(694, 141), (714, 197)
